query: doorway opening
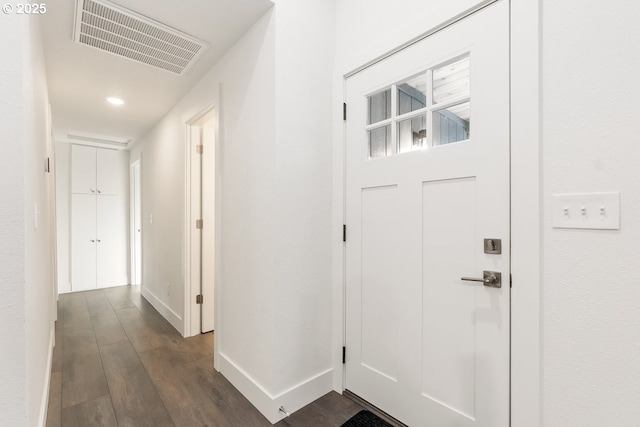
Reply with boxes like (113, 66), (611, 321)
(185, 105), (218, 339)
(130, 158), (142, 287)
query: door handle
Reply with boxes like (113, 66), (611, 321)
(461, 271), (502, 288)
(90, 239), (95, 243)
(96, 239), (101, 243)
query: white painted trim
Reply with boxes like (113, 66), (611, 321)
(510, 0), (542, 425)
(331, 75), (347, 392)
(219, 353), (333, 424)
(38, 324), (55, 427)
(141, 286), (183, 333)
(182, 93), (221, 367)
(129, 158), (141, 287)
(183, 123), (193, 337)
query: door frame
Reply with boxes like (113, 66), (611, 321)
(129, 157), (142, 286)
(183, 93), (223, 369)
(331, 1), (541, 425)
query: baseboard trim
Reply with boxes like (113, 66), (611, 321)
(140, 287), (183, 335)
(38, 324), (55, 427)
(219, 352), (333, 424)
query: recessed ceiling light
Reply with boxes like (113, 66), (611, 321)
(107, 97), (125, 106)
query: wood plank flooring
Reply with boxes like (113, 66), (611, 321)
(47, 286), (363, 427)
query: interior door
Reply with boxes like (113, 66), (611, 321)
(97, 195), (127, 288)
(133, 161), (142, 285)
(201, 121), (215, 333)
(344, 2), (510, 426)
(71, 145), (96, 194)
(71, 193), (96, 291)
(96, 148), (121, 195)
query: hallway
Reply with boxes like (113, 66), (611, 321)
(46, 286), (363, 427)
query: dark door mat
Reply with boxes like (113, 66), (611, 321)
(341, 410), (394, 427)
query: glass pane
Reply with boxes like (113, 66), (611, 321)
(368, 89), (391, 125)
(397, 115), (426, 153)
(433, 55), (470, 104)
(433, 102), (470, 146)
(368, 125), (391, 159)
(397, 74), (427, 115)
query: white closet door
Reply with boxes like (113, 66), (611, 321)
(71, 194), (97, 291)
(71, 145), (96, 194)
(96, 149), (122, 196)
(97, 195), (127, 288)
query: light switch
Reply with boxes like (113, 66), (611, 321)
(552, 192), (620, 230)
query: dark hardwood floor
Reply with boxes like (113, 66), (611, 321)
(47, 285), (363, 427)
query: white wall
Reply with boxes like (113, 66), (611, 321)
(54, 142), (70, 293)
(0, 15), (55, 427)
(335, 0), (491, 73)
(130, 0), (335, 422)
(271, 0), (335, 399)
(542, 1), (640, 424)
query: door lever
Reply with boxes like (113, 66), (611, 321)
(461, 271), (502, 288)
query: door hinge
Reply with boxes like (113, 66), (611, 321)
(196, 294), (203, 304)
(196, 144), (203, 154)
(342, 346), (346, 364)
(343, 103), (347, 121)
(342, 225), (346, 242)
(196, 219), (203, 229)
(510, 273), (512, 288)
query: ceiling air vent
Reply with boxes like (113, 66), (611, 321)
(73, 0), (208, 75)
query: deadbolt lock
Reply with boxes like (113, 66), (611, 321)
(484, 238), (502, 254)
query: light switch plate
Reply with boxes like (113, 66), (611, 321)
(552, 192), (620, 230)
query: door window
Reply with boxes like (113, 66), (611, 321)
(365, 53), (471, 159)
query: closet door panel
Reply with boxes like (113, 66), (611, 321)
(71, 145), (96, 194)
(96, 195), (127, 288)
(71, 194), (97, 291)
(96, 149), (123, 196)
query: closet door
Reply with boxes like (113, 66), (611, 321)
(71, 194), (97, 291)
(71, 145), (97, 194)
(96, 149), (122, 196)
(96, 195), (127, 288)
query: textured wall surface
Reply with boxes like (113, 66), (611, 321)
(22, 18), (54, 426)
(0, 15), (53, 427)
(0, 15), (28, 427)
(542, 1), (640, 425)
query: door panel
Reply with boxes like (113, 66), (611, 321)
(71, 145), (96, 194)
(360, 185), (401, 381)
(97, 195), (127, 288)
(421, 177), (477, 419)
(345, 2), (510, 426)
(202, 123), (215, 333)
(71, 194), (96, 291)
(133, 162), (142, 285)
(97, 149), (122, 195)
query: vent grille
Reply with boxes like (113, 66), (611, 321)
(73, 0), (208, 75)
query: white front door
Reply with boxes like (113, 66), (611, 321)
(345, 2), (510, 426)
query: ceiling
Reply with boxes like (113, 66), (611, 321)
(41, 0), (273, 147)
